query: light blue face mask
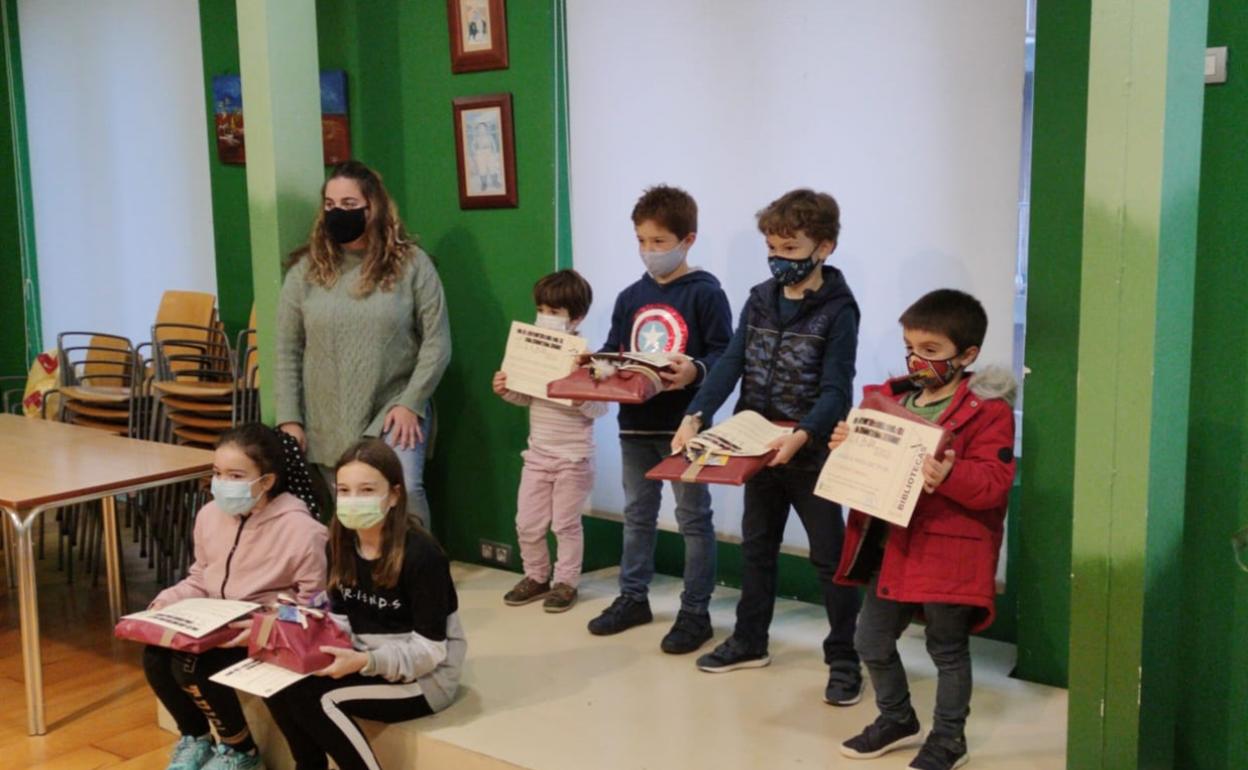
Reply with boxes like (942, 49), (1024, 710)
(211, 476), (264, 516)
(640, 243), (687, 280)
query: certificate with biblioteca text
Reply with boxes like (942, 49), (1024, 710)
(814, 407), (946, 527)
(501, 321), (589, 406)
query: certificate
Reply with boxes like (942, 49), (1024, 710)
(209, 657), (309, 698)
(500, 321), (588, 405)
(814, 404), (947, 527)
(121, 598), (260, 639)
(685, 410), (792, 459)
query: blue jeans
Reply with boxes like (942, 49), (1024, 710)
(383, 427), (430, 529)
(618, 435), (716, 614)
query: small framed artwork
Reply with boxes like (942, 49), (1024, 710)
(452, 93), (518, 209)
(447, 0), (509, 74)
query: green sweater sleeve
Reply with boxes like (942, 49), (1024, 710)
(275, 261), (308, 426)
(395, 248), (452, 415)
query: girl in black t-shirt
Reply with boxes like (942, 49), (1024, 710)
(265, 439), (466, 770)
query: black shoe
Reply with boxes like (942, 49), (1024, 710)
(824, 661), (864, 706)
(695, 636), (770, 673)
(909, 733), (969, 770)
(839, 713), (923, 759)
(660, 610), (713, 654)
(587, 595), (653, 636)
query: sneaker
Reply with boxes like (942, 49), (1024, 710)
(166, 736), (214, 770)
(839, 713), (923, 759)
(695, 636), (770, 673)
(824, 661), (864, 706)
(201, 743), (264, 770)
(909, 733), (969, 770)
(587, 595), (653, 635)
(543, 583), (578, 613)
(503, 577), (551, 606)
(660, 609), (713, 654)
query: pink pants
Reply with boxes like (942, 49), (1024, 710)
(515, 448), (593, 587)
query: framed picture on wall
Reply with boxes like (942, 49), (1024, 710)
(452, 93), (518, 209)
(211, 70), (351, 165)
(447, 0), (509, 73)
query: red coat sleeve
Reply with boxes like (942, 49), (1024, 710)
(935, 400), (1016, 512)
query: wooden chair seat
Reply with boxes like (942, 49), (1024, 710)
(166, 412), (232, 431)
(160, 396), (234, 414)
(65, 416), (129, 435)
(62, 400), (130, 422)
(153, 381), (233, 400)
(59, 385), (132, 403)
(172, 426), (220, 446)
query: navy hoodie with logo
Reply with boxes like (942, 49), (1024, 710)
(601, 269), (733, 436)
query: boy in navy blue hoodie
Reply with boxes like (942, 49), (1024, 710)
(586, 185), (733, 655)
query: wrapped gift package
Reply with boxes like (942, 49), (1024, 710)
(645, 450), (778, 486)
(114, 618), (242, 654)
(546, 359), (666, 404)
(248, 606), (354, 674)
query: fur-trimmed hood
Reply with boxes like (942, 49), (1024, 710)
(967, 365), (1018, 406)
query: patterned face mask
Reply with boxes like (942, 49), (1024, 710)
(767, 245), (819, 286)
(906, 352), (963, 388)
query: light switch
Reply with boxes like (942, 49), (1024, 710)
(1206, 46), (1228, 85)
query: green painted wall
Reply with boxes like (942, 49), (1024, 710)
(0, 32), (24, 376)
(1177, 4), (1248, 768)
(199, 0), (253, 338)
(1012, 0), (1091, 687)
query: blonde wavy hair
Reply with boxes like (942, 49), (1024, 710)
(290, 161), (413, 296)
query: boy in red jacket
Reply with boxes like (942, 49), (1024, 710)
(832, 289), (1016, 770)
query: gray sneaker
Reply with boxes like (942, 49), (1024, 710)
(543, 583), (578, 613)
(166, 736), (214, 770)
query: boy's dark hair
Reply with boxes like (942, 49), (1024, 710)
(899, 289), (989, 352)
(756, 188), (841, 244)
(533, 269), (593, 320)
(631, 185), (698, 240)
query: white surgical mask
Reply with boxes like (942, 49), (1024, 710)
(336, 495), (388, 530)
(534, 313), (570, 331)
(212, 476), (262, 516)
(640, 243), (687, 280)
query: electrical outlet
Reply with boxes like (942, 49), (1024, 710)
(493, 543), (512, 565)
(478, 540), (495, 561)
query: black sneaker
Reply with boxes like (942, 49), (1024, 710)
(839, 713), (923, 759)
(587, 595), (652, 636)
(824, 661), (864, 706)
(695, 636), (770, 673)
(909, 733), (969, 770)
(660, 610), (713, 654)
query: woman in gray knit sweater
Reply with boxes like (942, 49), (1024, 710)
(276, 161), (451, 528)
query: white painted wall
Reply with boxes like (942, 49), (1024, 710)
(567, 1), (1026, 548)
(20, 0), (217, 350)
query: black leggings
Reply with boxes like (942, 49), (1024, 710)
(265, 673), (434, 770)
(142, 645), (254, 749)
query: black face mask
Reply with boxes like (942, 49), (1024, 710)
(324, 207), (367, 244)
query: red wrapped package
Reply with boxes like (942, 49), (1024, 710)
(547, 354), (670, 404)
(248, 606), (354, 674)
(645, 451), (777, 486)
(114, 618), (241, 653)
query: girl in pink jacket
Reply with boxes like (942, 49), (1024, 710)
(144, 424), (328, 770)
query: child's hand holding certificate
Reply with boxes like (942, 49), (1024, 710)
(815, 394), (950, 527)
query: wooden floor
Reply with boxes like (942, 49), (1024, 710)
(0, 522), (178, 770)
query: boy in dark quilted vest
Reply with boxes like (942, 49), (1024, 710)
(673, 188), (864, 706)
(833, 289), (1017, 770)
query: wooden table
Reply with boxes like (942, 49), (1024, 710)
(0, 414), (213, 735)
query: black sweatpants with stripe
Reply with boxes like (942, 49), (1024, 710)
(265, 672), (434, 770)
